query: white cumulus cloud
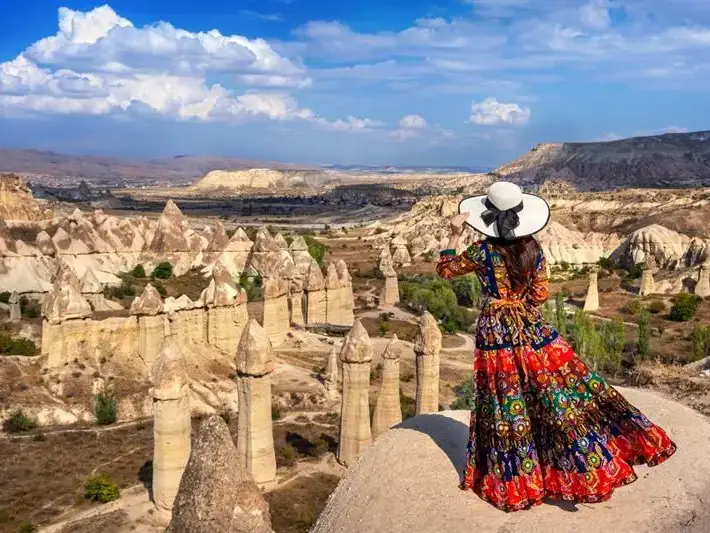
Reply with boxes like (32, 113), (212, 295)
(469, 97), (531, 126)
(580, 0), (612, 31)
(0, 4), (380, 131)
(399, 114), (428, 129)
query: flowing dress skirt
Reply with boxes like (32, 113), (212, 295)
(460, 336), (677, 512)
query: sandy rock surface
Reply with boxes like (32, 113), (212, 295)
(313, 387), (710, 533)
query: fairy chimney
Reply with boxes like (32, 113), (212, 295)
(167, 415), (273, 533)
(583, 266), (600, 312)
(378, 247), (399, 308)
(337, 319), (373, 467)
(372, 336), (403, 439)
(151, 338), (191, 519)
(696, 263), (710, 298)
(235, 319), (277, 489)
(414, 312), (442, 415)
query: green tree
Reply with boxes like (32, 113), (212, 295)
(542, 300), (555, 325)
(151, 261), (173, 279)
(84, 474), (120, 503)
(130, 264), (146, 278)
(450, 375), (476, 410)
(555, 292), (567, 336)
(449, 275), (482, 308)
(94, 387), (118, 425)
(692, 325), (710, 361)
(304, 236), (328, 267)
(571, 311), (604, 370)
(669, 293), (701, 322)
(637, 309), (651, 358)
(600, 317), (625, 375)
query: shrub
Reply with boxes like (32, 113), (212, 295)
(598, 257), (614, 270)
(400, 391), (416, 420)
(647, 300), (666, 314)
(0, 291), (10, 304)
(378, 321), (390, 336)
(153, 282), (167, 298)
(600, 318), (625, 374)
(400, 370), (414, 382)
(94, 387), (118, 425)
(450, 375), (476, 410)
(151, 261), (173, 279)
(238, 273), (263, 302)
(621, 298), (643, 315)
(692, 325), (710, 361)
(2, 410), (37, 433)
(542, 301), (555, 325)
(84, 473), (120, 503)
(19, 524), (36, 533)
(304, 236), (327, 267)
(19, 297), (41, 319)
(104, 281), (136, 300)
(669, 293), (701, 322)
(130, 264), (146, 278)
(271, 405), (282, 421)
(399, 275), (474, 332)
(370, 362), (384, 382)
(625, 263), (644, 280)
(637, 309), (651, 358)
(0, 333), (39, 356)
(558, 261), (570, 271)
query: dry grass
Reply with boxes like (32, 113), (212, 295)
(266, 473), (340, 533)
(0, 423), (153, 532)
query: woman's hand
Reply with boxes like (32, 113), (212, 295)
(449, 212), (469, 237)
(446, 212), (469, 250)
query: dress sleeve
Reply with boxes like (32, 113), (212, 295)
(525, 250), (550, 306)
(436, 241), (486, 279)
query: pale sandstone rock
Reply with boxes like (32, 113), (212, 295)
(414, 312), (442, 415)
(289, 236), (318, 277)
(324, 344), (340, 401)
(149, 200), (190, 254)
(35, 231), (56, 256)
(0, 173), (51, 221)
(583, 267), (600, 312)
(235, 319), (277, 488)
(167, 415), (274, 533)
(392, 243), (412, 267)
(696, 263), (710, 298)
(338, 319), (373, 467)
(41, 264), (92, 324)
(151, 338), (191, 518)
(336, 260), (355, 326)
(304, 264), (327, 325)
(639, 268), (657, 297)
(262, 277), (290, 345)
(130, 284), (164, 316)
(372, 336), (403, 439)
(289, 277), (305, 327)
(9, 291), (20, 322)
(378, 248), (400, 308)
(312, 388), (710, 533)
(80, 268), (103, 294)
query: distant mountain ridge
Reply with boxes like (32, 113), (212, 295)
(0, 149), (312, 186)
(495, 130), (710, 190)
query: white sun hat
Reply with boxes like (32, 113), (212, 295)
(458, 181), (550, 239)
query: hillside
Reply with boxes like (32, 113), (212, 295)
(191, 168), (336, 192)
(0, 149), (310, 186)
(495, 130), (710, 190)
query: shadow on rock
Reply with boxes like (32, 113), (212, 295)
(396, 413), (469, 481)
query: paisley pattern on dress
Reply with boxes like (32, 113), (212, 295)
(437, 241), (677, 512)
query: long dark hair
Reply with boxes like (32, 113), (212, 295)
(488, 236), (541, 293)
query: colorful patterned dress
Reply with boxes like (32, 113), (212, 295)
(437, 241), (676, 512)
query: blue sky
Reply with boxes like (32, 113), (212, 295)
(1, 0), (709, 167)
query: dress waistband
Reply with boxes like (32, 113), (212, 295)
(484, 297), (526, 309)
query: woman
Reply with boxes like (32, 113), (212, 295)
(437, 181), (676, 512)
